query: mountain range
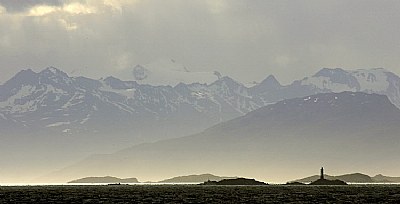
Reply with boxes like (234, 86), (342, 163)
(1, 65), (400, 182)
(2, 67), (400, 143)
(42, 91), (400, 183)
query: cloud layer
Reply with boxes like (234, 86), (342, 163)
(0, 0), (399, 84)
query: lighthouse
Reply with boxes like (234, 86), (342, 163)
(320, 167), (324, 180)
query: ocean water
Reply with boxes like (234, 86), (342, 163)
(1, 185), (400, 203)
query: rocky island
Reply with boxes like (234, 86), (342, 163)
(309, 167), (347, 185)
(200, 178), (268, 185)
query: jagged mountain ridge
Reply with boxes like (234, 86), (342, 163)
(2, 67), (400, 140)
(252, 67), (400, 107)
(132, 58), (219, 86)
(0, 67), (258, 144)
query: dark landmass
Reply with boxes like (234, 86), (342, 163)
(296, 173), (400, 183)
(158, 174), (236, 183)
(68, 176), (139, 184)
(309, 179), (347, 185)
(200, 178), (268, 185)
(107, 183), (129, 186)
(285, 182), (306, 185)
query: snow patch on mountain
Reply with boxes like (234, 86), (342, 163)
(46, 121), (71, 127)
(352, 68), (389, 92)
(0, 85), (37, 113)
(301, 68), (392, 94)
(99, 80), (136, 100)
(301, 76), (357, 93)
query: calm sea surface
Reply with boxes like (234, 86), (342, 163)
(1, 185), (400, 203)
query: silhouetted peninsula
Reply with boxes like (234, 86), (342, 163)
(68, 176), (139, 184)
(200, 178), (268, 185)
(158, 174), (236, 183)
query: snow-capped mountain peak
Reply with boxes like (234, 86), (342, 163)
(350, 68), (390, 92)
(300, 67), (396, 93)
(313, 67), (348, 77)
(132, 58), (218, 86)
(39, 66), (73, 86)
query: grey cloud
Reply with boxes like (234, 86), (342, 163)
(0, 0), (64, 12)
(0, 0), (400, 85)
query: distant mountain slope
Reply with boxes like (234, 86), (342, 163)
(372, 174), (400, 183)
(295, 173), (374, 183)
(68, 176), (139, 183)
(44, 92), (400, 183)
(158, 174), (236, 183)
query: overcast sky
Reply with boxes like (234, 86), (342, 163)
(0, 0), (399, 84)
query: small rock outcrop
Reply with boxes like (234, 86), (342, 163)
(285, 181), (306, 185)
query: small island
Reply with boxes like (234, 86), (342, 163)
(309, 167), (347, 185)
(199, 178), (268, 185)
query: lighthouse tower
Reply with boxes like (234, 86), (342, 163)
(320, 167), (324, 180)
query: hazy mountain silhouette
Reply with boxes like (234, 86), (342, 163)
(68, 176), (139, 184)
(372, 174), (400, 183)
(295, 173), (374, 183)
(157, 174), (236, 183)
(42, 92), (400, 183)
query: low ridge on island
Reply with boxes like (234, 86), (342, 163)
(68, 176), (139, 184)
(200, 178), (268, 185)
(158, 174), (237, 183)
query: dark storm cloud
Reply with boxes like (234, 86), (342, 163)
(0, 0), (64, 12)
